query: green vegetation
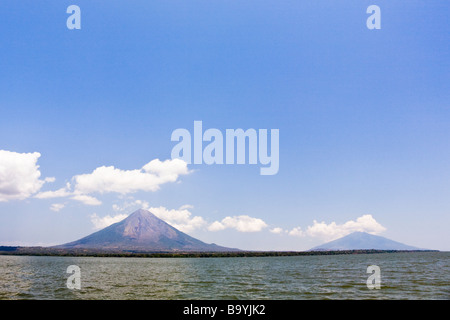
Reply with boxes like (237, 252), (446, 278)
(0, 246), (438, 258)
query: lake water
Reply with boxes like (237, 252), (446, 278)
(0, 252), (448, 300)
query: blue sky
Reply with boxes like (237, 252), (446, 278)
(0, 1), (449, 250)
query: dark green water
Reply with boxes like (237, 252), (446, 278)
(0, 252), (448, 299)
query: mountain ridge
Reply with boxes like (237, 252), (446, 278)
(55, 209), (239, 252)
(309, 231), (424, 251)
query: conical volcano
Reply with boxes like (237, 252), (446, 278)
(56, 209), (237, 252)
(309, 231), (423, 251)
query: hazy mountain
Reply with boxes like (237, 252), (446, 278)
(310, 231), (423, 251)
(56, 209), (238, 252)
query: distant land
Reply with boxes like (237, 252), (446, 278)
(0, 209), (437, 257)
(0, 246), (437, 258)
(55, 209), (239, 252)
(309, 231), (424, 251)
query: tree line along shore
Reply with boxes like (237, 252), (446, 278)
(0, 246), (437, 258)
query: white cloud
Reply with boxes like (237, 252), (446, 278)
(90, 213), (129, 230)
(208, 221), (227, 231)
(35, 183), (72, 199)
(89, 204), (207, 233)
(0, 150), (52, 202)
(37, 183), (101, 206)
(50, 203), (65, 212)
(269, 227), (284, 234)
(150, 205), (207, 233)
(73, 159), (189, 195)
(208, 215), (268, 232)
(112, 199), (150, 213)
(71, 194), (102, 206)
(33, 158), (189, 207)
(271, 215), (386, 241)
(288, 227), (304, 237)
(304, 214), (386, 241)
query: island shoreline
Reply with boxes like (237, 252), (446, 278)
(0, 246), (439, 258)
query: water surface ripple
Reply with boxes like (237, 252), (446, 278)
(0, 252), (448, 299)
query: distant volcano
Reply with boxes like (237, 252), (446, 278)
(310, 231), (424, 251)
(56, 209), (238, 252)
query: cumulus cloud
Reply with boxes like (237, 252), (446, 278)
(71, 194), (102, 206)
(73, 159), (189, 195)
(90, 213), (129, 230)
(89, 204), (206, 233)
(35, 183), (72, 199)
(269, 227), (284, 234)
(34, 159), (189, 207)
(89, 204), (269, 235)
(44, 177), (56, 183)
(112, 199), (150, 213)
(272, 214), (386, 240)
(208, 215), (268, 232)
(150, 205), (207, 233)
(0, 150), (53, 202)
(288, 227), (304, 237)
(271, 215), (386, 241)
(305, 214), (386, 241)
(50, 203), (65, 212)
(208, 221), (226, 232)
